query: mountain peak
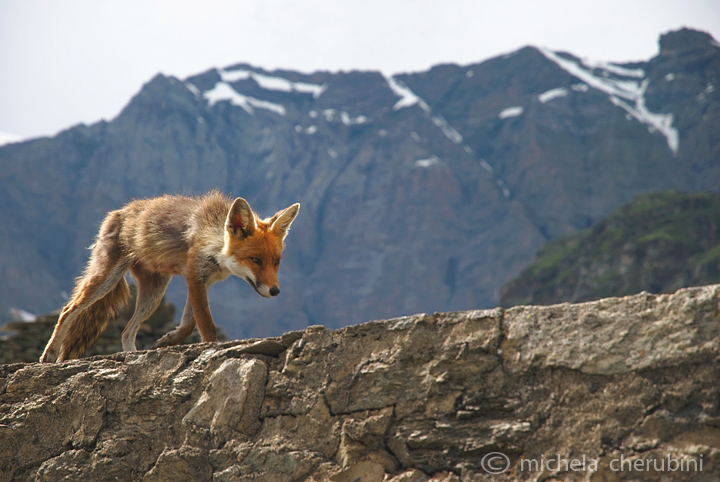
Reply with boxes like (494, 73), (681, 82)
(659, 28), (719, 55)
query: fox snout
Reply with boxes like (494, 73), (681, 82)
(241, 275), (276, 298)
(261, 284), (279, 298)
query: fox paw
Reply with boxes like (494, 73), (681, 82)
(39, 348), (58, 363)
(152, 334), (174, 349)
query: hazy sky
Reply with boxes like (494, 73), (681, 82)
(1, 0), (718, 139)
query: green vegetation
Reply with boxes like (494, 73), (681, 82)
(501, 191), (720, 307)
(695, 244), (720, 265)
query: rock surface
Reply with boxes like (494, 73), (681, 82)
(2, 285), (720, 481)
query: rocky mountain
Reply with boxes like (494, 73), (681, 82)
(500, 191), (720, 307)
(0, 28), (718, 339)
(2, 286), (719, 481)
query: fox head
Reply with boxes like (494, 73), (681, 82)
(220, 198), (300, 298)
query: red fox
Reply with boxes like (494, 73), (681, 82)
(40, 191), (300, 363)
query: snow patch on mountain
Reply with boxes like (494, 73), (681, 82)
(497, 182), (511, 198)
(431, 115), (463, 144)
(415, 156), (441, 168)
(698, 83), (715, 101)
(220, 68), (326, 98)
(385, 75), (512, 197)
(185, 82), (201, 97)
(322, 109), (337, 122)
(539, 88), (568, 103)
(203, 82), (286, 116)
(499, 106), (524, 119)
(539, 48), (679, 154)
(294, 124), (319, 134)
(479, 159), (494, 173)
(386, 76), (430, 112)
(9, 308), (36, 322)
(580, 59), (645, 78)
(340, 112), (368, 126)
(195, 67), (328, 116)
(386, 76), (463, 144)
(310, 109), (368, 125)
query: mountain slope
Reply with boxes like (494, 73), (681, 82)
(398, 29), (720, 239)
(500, 191), (720, 306)
(0, 28), (718, 339)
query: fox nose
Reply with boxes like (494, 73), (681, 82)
(270, 286), (280, 297)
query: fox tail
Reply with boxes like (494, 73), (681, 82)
(57, 277), (131, 361)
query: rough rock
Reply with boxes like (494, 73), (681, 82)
(2, 285), (720, 481)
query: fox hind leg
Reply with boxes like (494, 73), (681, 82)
(121, 263), (172, 352)
(152, 294), (196, 349)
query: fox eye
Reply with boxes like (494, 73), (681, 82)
(251, 257), (262, 266)
(274, 260), (280, 267)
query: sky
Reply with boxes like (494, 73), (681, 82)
(1, 0), (719, 140)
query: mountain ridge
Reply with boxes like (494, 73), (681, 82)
(1, 28), (718, 339)
(500, 191), (720, 307)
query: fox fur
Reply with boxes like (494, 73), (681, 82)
(40, 191), (300, 363)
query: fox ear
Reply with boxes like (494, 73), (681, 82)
(226, 198), (256, 238)
(270, 203), (300, 238)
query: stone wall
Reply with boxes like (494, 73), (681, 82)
(1, 285), (719, 481)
